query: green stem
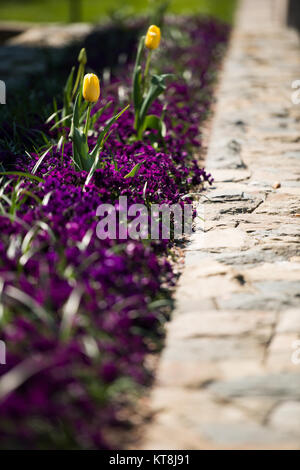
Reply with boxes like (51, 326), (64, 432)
(134, 111), (139, 131)
(61, 138), (65, 166)
(84, 103), (92, 141)
(72, 63), (83, 100)
(143, 50), (152, 94)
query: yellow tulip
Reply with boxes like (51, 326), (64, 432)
(145, 25), (161, 50)
(83, 73), (100, 103)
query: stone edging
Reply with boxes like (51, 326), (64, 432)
(140, 0), (300, 450)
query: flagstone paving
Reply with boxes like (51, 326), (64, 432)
(140, 0), (300, 450)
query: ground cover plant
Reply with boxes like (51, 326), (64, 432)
(0, 15), (229, 449)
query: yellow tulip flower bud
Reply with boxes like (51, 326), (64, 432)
(145, 25), (161, 50)
(78, 47), (87, 65)
(83, 73), (100, 103)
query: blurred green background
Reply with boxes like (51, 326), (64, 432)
(0, 0), (237, 24)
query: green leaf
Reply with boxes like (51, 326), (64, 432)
(45, 108), (62, 124)
(37, 130), (52, 147)
(63, 65), (75, 112)
(138, 74), (173, 132)
(141, 114), (164, 135)
(69, 93), (80, 133)
(69, 94), (89, 169)
(49, 114), (72, 131)
(19, 189), (42, 205)
(83, 152), (101, 189)
(31, 146), (52, 175)
(142, 181), (148, 200)
(0, 193), (12, 206)
(90, 104), (130, 159)
(0, 172), (45, 184)
(133, 64), (142, 114)
(5, 285), (53, 325)
(78, 100), (89, 125)
(65, 66), (75, 96)
(42, 191), (53, 206)
(124, 161), (144, 179)
(132, 36), (145, 127)
(60, 287), (83, 340)
(57, 135), (65, 151)
(83, 105), (130, 183)
(134, 36), (145, 72)
(72, 127), (89, 170)
(90, 100), (113, 126)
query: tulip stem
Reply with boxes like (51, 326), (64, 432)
(84, 103), (92, 140)
(134, 112), (139, 131)
(143, 50), (152, 94)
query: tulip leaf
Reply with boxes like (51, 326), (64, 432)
(63, 65), (75, 110)
(132, 36), (145, 122)
(140, 114), (166, 138)
(72, 127), (89, 170)
(139, 74), (172, 124)
(70, 93), (80, 132)
(69, 94), (89, 169)
(84, 105), (130, 188)
(90, 100), (113, 126)
(133, 64), (143, 114)
(90, 104), (130, 159)
(133, 35), (145, 78)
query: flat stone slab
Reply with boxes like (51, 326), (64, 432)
(209, 373), (300, 399)
(6, 23), (93, 47)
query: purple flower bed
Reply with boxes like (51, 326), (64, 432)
(0, 17), (229, 449)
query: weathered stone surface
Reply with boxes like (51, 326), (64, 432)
(155, 358), (266, 387)
(0, 23), (95, 89)
(265, 333), (300, 372)
(187, 228), (250, 250)
(175, 271), (249, 314)
(277, 309), (300, 333)
(228, 396), (278, 421)
(163, 337), (266, 362)
(209, 169), (251, 183)
(0, 21), (30, 43)
(209, 374), (300, 399)
(141, 389), (299, 450)
(6, 23), (93, 47)
(141, 0), (300, 450)
(167, 311), (275, 339)
(198, 422), (292, 446)
(218, 280), (300, 310)
(215, 247), (297, 266)
(156, 359), (222, 387)
(269, 401), (300, 433)
(243, 262), (300, 281)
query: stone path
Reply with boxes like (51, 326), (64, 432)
(141, 0), (300, 450)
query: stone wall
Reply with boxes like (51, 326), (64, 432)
(140, 0), (300, 450)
